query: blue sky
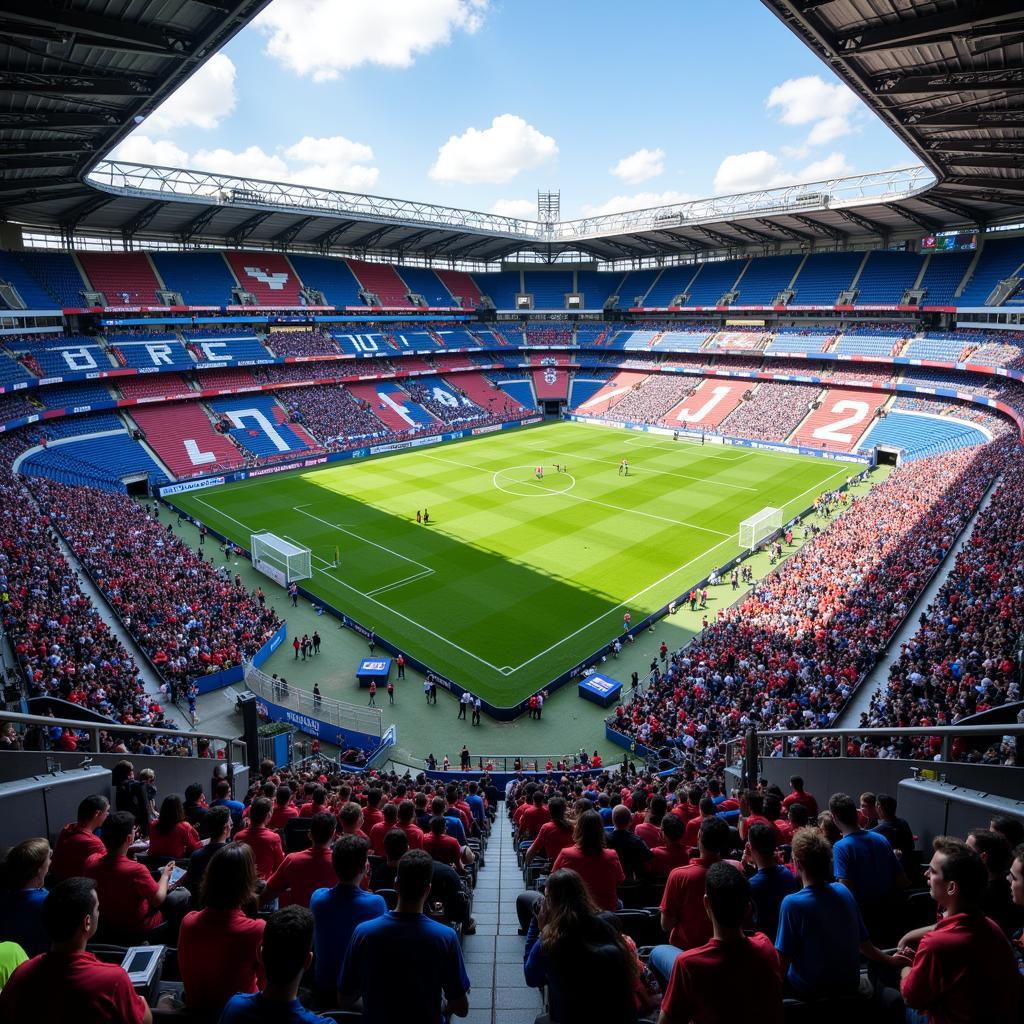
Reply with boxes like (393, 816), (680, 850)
(111, 0), (920, 220)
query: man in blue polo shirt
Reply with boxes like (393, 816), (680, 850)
(308, 835), (386, 1003)
(339, 850), (469, 1023)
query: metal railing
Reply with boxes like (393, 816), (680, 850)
(733, 722), (1024, 770)
(423, 753), (615, 773)
(0, 709), (246, 763)
(245, 665), (383, 738)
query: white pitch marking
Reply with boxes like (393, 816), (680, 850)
(294, 505), (432, 572)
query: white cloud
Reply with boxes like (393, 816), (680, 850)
(189, 145), (291, 181)
(713, 148), (855, 194)
(145, 53), (237, 132)
(579, 190), (696, 218)
(429, 114), (557, 184)
(767, 74), (861, 148)
(109, 135), (189, 167)
(490, 198), (537, 219)
(609, 147), (665, 185)
(255, 0), (488, 82)
(282, 136), (380, 190)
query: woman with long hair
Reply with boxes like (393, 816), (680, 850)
(550, 809), (625, 912)
(524, 796), (575, 866)
(178, 843), (265, 1010)
(148, 795), (202, 859)
(524, 868), (637, 1024)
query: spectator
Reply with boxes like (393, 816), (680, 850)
(649, 812), (690, 878)
(112, 761), (151, 837)
(966, 828), (1020, 937)
(658, 862), (783, 1024)
(309, 833), (386, 1002)
(872, 793), (917, 872)
(422, 816), (467, 872)
(183, 783), (209, 830)
(235, 797), (285, 882)
(85, 810), (190, 939)
(220, 905), (332, 1024)
(184, 805), (231, 901)
(900, 837), (1019, 1022)
(339, 849), (470, 1022)
(0, 839), (50, 957)
(781, 777), (818, 819)
(49, 795), (108, 883)
(523, 868), (638, 1024)
(776, 828), (905, 1000)
(651, 816), (732, 984)
(369, 828), (408, 893)
(0, 878), (151, 1024)
(608, 805), (654, 882)
(551, 810), (625, 912)
(178, 844), (264, 1011)
(269, 786), (298, 831)
(263, 812), (337, 909)
(147, 794), (202, 859)
(523, 796), (576, 866)
(744, 821), (799, 942)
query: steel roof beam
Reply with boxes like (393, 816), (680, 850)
(944, 154), (1024, 169)
(837, 209), (889, 236)
(0, 2), (197, 55)
(0, 155), (73, 169)
(346, 225), (398, 250)
(945, 176), (1024, 193)
(835, 2), (1024, 54)
(694, 226), (738, 249)
(875, 69), (1024, 94)
(791, 215), (844, 241)
(902, 109), (1024, 128)
(177, 206), (222, 243)
(0, 111), (117, 129)
(309, 220), (357, 250)
(925, 139), (1024, 155)
(756, 218), (812, 242)
(119, 200), (166, 238)
(916, 194), (981, 222)
(59, 193), (115, 230)
(228, 211), (273, 243)
(0, 71), (156, 95)
(885, 203), (941, 232)
(268, 215), (315, 247)
(0, 175), (76, 193)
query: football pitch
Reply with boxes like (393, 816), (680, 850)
(171, 421), (853, 706)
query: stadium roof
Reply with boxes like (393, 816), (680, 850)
(1, 0), (1022, 265)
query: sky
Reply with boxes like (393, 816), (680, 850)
(109, 0), (920, 222)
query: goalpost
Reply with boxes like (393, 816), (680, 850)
(251, 532), (313, 587)
(738, 507), (782, 550)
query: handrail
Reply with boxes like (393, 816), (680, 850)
(0, 710), (246, 764)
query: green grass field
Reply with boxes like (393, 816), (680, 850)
(171, 421), (852, 707)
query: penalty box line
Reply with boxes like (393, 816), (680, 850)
(191, 498), (505, 675)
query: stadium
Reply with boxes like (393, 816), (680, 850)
(0, 0), (1022, 1021)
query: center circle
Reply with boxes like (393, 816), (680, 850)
(493, 465), (577, 498)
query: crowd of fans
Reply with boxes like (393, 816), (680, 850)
(277, 385), (389, 449)
(861, 445), (1024, 764)
(263, 331), (342, 359)
(609, 441), (1009, 767)
(717, 382), (817, 442)
(27, 481), (282, 697)
(604, 374), (698, 424)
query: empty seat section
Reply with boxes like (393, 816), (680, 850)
(445, 371), (527, 413)
(37, 411), (124, 440)
(568, 375), (614, 410)
(193, 367), (256, 391)
(346, 380), (438, 431)
(471, 271), (521, 309)
(523, 271), (573, 310)
(182, 329), (271, 364)
(3, 251), (87, 307)
(791, 251), (863, 305)
(21, 431), (164, 491)
(434, 270), (481, 309)
(574, 324), (612, 346)
(117, 374), (192, 400)
(917, 251), (972, 306)
(346, 259), (414, 307)
(37, 382), (112, 408)
(788, 387), (888, 451)
(734, 254), (802, 305)
(109, 333), (194, 371)
(651, 330), (714, 352)
(0, 351), (34, 387)
(491, 323), (524, 346)
(431, 328), (483, 349)
(286, 254), (363, 306)
(957, 237), (1024, 305)
(685, 260), (747, 306)
(616, 269), (660, 308)
(856, 410), (988, 459)
(855, 251), (924, 304)
(224, 251), (305, 305)
(19, 336), (111, 377)
(130, 403), (243, 476)
(208, 395), (316, 457)
(833, 332), (905, 357)
(643, 266), (699, 307)
(491, 376), (537, 410)
(574, 271), (625, 310)
(766, 329), (833, 355)
(396, 266), (454, 307)
(78, 252), (162, 305)
(150, 251), (236, 306)
(903, 333), (971, 361)
(0, 251), (67, 308)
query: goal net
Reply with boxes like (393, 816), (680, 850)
(738, 507), (782, 550)
(251, 532), (312, 586)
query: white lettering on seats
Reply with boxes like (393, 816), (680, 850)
(145, 343), (174, 366)
(60, 346), (98, 371)
(244, 267), (288, 290)
(183, 438), (216, 465)
(811, 400), (871, 444)
(199, 342), (230, 362)
(379, 391), (416, 426)
(674, 385), (733, 423)
(224, 408), (290, 452)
